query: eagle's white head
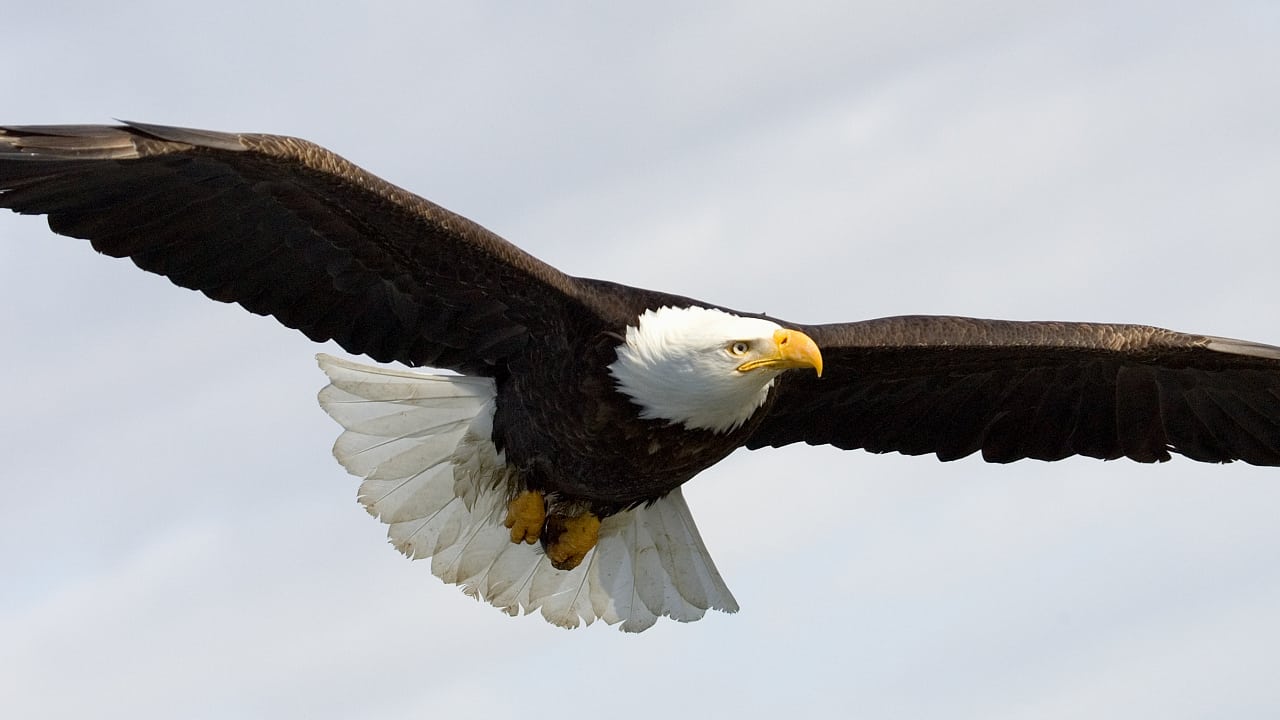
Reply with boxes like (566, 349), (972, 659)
(608, 306), (823, 433)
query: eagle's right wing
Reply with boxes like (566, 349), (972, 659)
(0, 122), (593, 374)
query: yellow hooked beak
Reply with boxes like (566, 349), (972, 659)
(737, 328), (824, 377)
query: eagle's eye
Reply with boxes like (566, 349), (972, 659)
(728, 341), (750, 356)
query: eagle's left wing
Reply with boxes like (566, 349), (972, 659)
(747, 315), (1280, 465)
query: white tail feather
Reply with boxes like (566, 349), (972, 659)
(316, 354), (737, 631)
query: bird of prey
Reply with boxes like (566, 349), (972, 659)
(4, 122), (1279, 632)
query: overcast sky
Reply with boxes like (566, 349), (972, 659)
(2, 2), (1279, 718)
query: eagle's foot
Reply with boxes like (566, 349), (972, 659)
(542, 511), (601, 571)
(504, 490), (546, 544)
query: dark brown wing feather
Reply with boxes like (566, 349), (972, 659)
(0, 122), (595, 373)
(749, 315), (1280, 466)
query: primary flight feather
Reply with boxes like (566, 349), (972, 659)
(4, 122), (1280, 631)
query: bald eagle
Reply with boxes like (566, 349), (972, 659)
(4, 122), (1280, 632)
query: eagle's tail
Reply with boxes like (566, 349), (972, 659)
(315, 354), (737, 632)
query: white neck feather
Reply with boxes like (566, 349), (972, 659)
(608, 306), (783, 434)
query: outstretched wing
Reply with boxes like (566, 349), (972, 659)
(0, 122), (590, 374)
(748, 315), (1280, 465)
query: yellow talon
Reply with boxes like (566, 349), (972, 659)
(504, 490), (546, 544)
(543, 512), (601, 570)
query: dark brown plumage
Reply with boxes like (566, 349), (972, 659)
(5, 123), (1280, 515)
(753, 317), (1280, 465)
(9, 121), (1280, 630)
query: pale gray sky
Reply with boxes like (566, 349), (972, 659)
(2, 2), (1279, 718)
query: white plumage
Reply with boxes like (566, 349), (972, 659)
(316, 353), (738, 631)
(609, 306), (786, 432)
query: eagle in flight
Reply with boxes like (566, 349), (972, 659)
(4, 122), (1279, 631)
